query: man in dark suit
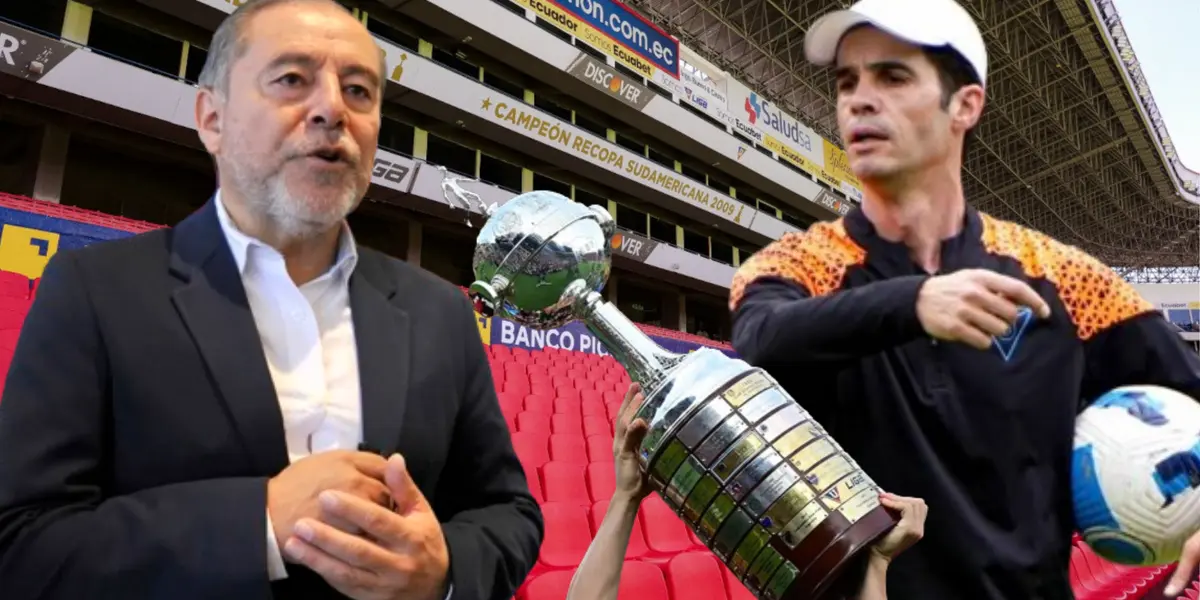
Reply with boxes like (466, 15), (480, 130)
(0, 1), (543, 598)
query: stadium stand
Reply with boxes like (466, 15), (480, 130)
(485, 340), (1182, 599)
(0, 192), (1189, 599)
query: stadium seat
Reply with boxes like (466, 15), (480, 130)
(510, 431), (549, 469)
(498, 395), (522, 423)
(665, 552), (729, 600)
(551, 413), (583, 436)
(516, 412), (551, 436)
(614, 561), (669, 600)
(538, 502), (592, 569)
(522, 460), (543, 503)
(586, 435), (615, 463)
(582, 399), (607, 418)
(541, 461), (591, 505)
(640, 495), (693, 557)
(549, 434), (589, 465)
(605, 401), (624, 423)
(553, 396), (582, 417)
(524, 394), (554, 415)
(1070, 542), (1155, 600)
(586, 461), (616, 503)
(584, 415), (612, 438)
(519, 569), (573, 600)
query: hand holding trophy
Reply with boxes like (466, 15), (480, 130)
(468, 190), (897, 599)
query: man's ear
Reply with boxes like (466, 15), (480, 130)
(195, 87), (224, 155)
(950, 84), (985, 134)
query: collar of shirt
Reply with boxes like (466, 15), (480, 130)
(843, 203), (985, 275)
(213, 190), (359, 285)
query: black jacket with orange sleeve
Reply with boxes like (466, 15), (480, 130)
(729, 206), (1200, 600)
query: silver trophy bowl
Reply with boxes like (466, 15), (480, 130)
(470, 191), (896, 600)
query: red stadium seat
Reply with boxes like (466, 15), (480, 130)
(605, 401), (624, 423)
(581, 399), (607, 418)
(584, 415), (612, 438)
(553, 396), (582, 417)
(586, 435), (615, 463)
(541, 461), (590, 505)
(551, 414), (583, 436)
(524, 394), (554, 415)
(538, 502), (592, 569)
(521, 460), (542, 504)
(549, 434), (588, 465)
(516, 412), (550, 436)
(615, 561), (669, 600)
(665, 552), (729, 600)
(640, 495), (693, 557)
(586, 461), (616, 503)
(510, 431), (549, 469)
(498, 395), (523, 423)
(519, 569), (573, 600)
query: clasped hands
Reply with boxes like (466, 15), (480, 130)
(267, 450), (449, 600)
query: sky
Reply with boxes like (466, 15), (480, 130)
(1109, 0), (1199, 169)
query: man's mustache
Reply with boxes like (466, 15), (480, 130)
(290, 143), (360, 165)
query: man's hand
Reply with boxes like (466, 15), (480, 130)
(613, 383), (652, 502)
(268, 450), (391, 548)
(283, 454), (450, 600)
(916, 269), (1051, 350)
(870, 492), (927, 563)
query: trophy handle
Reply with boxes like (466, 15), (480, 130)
(563, 279), (684, 390)
(469, 275), (511, 318)
(588, 204), (616, 242)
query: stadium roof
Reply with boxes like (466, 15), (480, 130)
(625, 0), (1200, 276)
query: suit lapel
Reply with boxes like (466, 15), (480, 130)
(350, 254), (411, 456)
(168, 201), (289, 475)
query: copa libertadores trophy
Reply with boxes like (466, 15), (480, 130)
(468, 190), (896, 600)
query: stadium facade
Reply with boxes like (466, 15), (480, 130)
(0, 0), (1194, 347)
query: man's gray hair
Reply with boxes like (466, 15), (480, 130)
(197, 0), (386, 94)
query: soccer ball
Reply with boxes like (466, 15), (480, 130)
(1073, 385), (1200, 566)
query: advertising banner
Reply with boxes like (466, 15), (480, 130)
(508, 0), (679, 81)
(679, 66), (733, 126)
(477, 97), (753, 227)
(565, 53), (653, 110)
(380, 42), (757, 229)
(726, 79), (865, 202)
(610, 228), (659, 262)
(811, 189), (852, 218)
(479, 311), (737, 358)
(369, 150), (419, 193)
(0, 198), (163, 392)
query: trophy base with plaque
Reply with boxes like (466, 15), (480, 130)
(623, 343), (896, 600)
(467, 190), (897, 600)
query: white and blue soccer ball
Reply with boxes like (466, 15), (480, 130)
(1073, 385), (1200, 566)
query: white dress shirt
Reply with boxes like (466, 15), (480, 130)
(215, 194), (454, 599)
(215, 193), (362, 581)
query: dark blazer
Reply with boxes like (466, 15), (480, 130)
(0, 200), (543, 600)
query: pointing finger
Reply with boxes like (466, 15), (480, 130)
(978, 273), (1050, 318)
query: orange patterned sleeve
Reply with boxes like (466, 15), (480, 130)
(980, 215), (1154, 341)
(728, 220), (866, 313)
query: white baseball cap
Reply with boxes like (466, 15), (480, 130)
(804, 0), (988, 87)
